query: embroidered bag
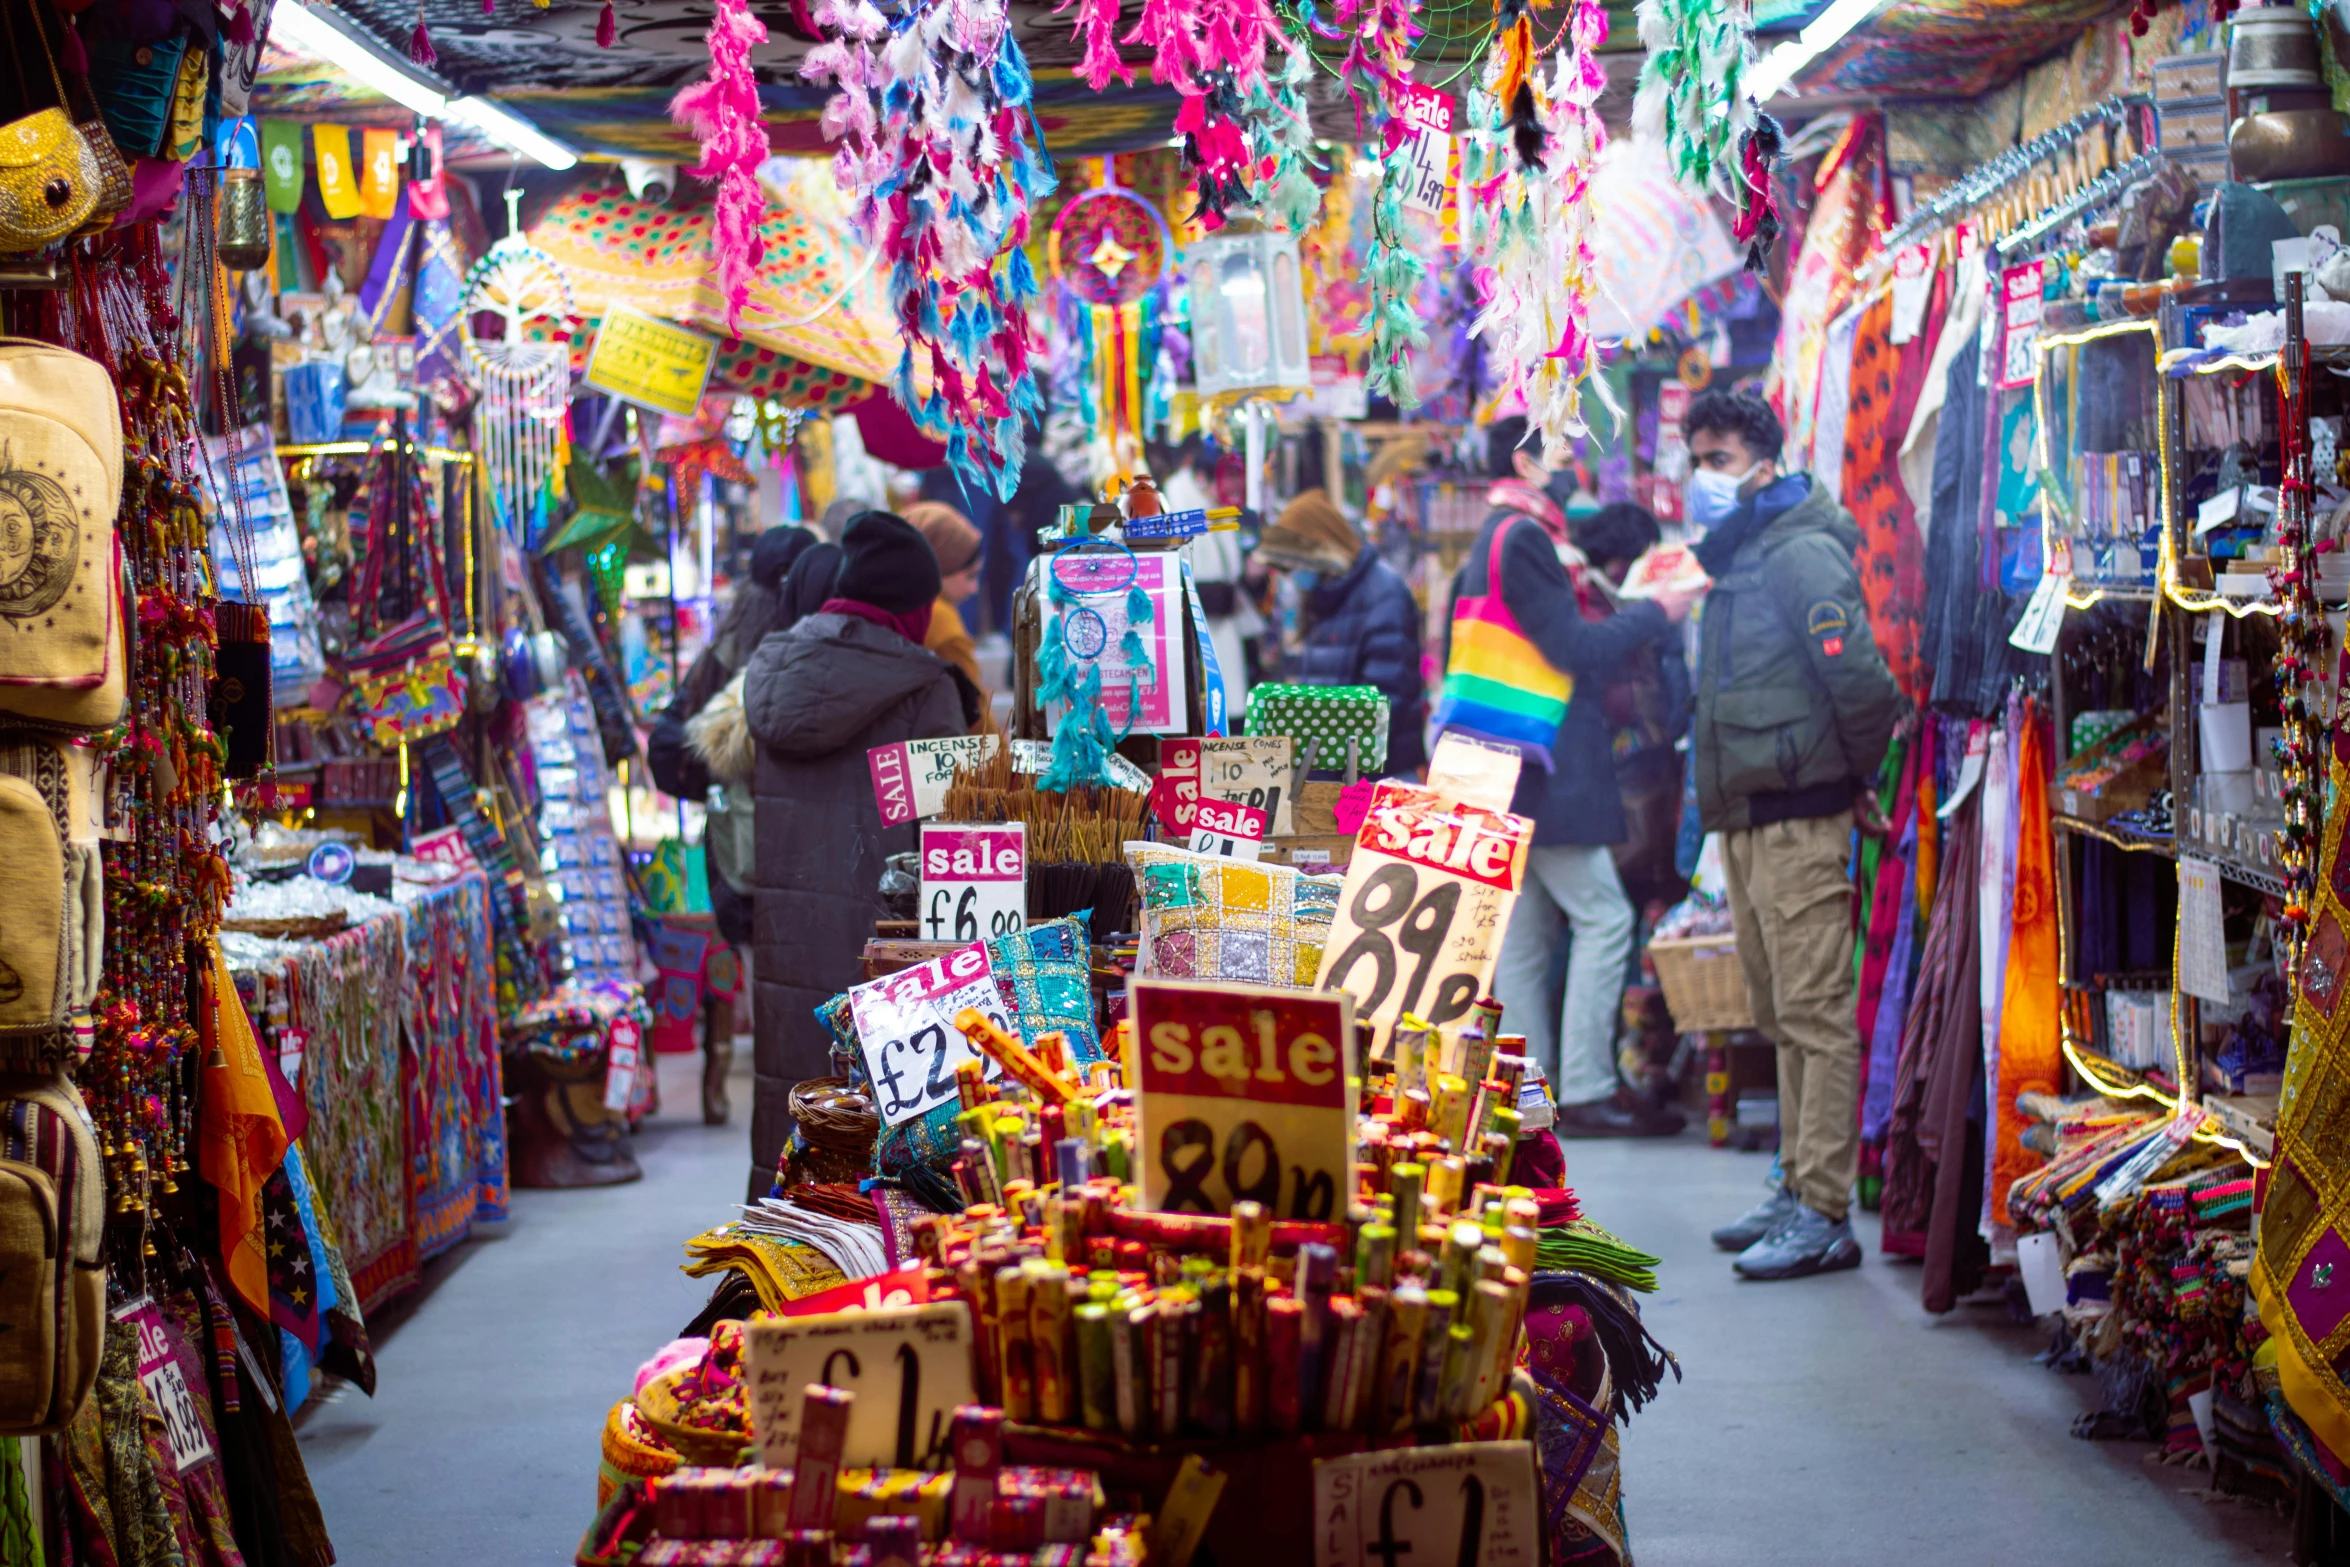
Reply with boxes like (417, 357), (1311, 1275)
(1432, 514), (1573, 768)
(0, 1072), (105, 1433)
(0, 342), (121, 716)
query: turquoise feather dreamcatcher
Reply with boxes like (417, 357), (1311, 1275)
(1035, 538), (1158, 792)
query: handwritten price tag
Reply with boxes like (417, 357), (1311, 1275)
(748, 1301), (978, 1470)
(1129, 978), (1355, 1220)
(1201, 735), (1293, 837)
(870, 735), (1001, 827)
(1313, 1442), (1540, 1567)
(117, 1297), (214, 1476)
(1188, 796), (1268, 861)
(1317, 780), (1530, 1056)
(919, 822), (1027, 942)
(847, 943), (1014, 1126)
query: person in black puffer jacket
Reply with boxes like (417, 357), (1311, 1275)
(1254, 488), (1427, 776)
(740, 513), (974, 1199)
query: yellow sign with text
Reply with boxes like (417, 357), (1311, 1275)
(583, 306), (719, 419)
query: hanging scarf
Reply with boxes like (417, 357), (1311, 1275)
(199, 942), (290, 1318)
(822, 597), (934, 645)
(1990, 705), (2060, 1245)
(1485, 477), (1567, 541)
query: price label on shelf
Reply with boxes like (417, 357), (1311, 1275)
(1128, 978), (1355, 1220)
(1317, 780), (1531, 1056)
(1201, 735), (1294, 837)
(748, 1301), (978, 1470)
(847, 943), (1014, 1126)
(1312, 1442), (1541, 1567)
(118, 1297), (214, 1476)
(918, 822), (1026, 944)
(1188, 796), (1268, 860)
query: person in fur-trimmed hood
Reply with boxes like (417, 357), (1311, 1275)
(738, 512), (974, 1200)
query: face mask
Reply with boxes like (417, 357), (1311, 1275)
(1686, 463), (1759, 533)
(1291, 568), (1321, 591)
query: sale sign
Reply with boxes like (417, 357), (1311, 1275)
(1201, 735), (1294, 837)
(1128, 978), (1355, 1220)
(869, 735), (1001, 827)
(1312, 1442), (1541, 1567)
(1188, 796), (1268, 861)
(748, 1301), (977, 1470)
(1380, 82), (1457, 218)
(1317, 780), (1531, 1055)
(918, 822), (1027, 943)
(1155, 737), (1203, 833)
(847, 943), (1016, 1126)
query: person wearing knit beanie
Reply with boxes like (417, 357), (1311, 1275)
(1256, 488), (1363, 576)
(831, 511), (942, 619)
(899, 500), (993, 732)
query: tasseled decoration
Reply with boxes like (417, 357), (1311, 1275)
(1731, 110), (1784, 272)
(1241, 43), (1324, 233)
(1335, 0), (1420, 114)
(1633, 0), (1754, 195)
(804, 0), (1055, 499)
(1526, 1272), (1682, 1422)
(671, 0), (772, 335)
(409, 4), (437, 65)
(597, 0), (616, 47)
(58, 18), (87, 71)
(1065, 0), (1132, 89)
(1359, 160), (1428, 409)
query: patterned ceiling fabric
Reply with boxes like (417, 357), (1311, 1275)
(527, 176), (891, 403)
(1800, 0), (2133, 98)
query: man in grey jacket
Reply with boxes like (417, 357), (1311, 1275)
(1684, 390), (1903, 1281)
(740, 513), (972, 1199)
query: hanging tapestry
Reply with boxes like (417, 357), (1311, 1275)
(1990, 706), (2060, 1251)
(404, 872), (508, 1261)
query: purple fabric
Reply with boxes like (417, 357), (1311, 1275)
(1861, 810), (1920, 1143)
(358, 202), (417, 324)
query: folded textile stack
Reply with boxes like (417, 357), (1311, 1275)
(1536, 1217), (1663, 1293)
(680, 1228), (850, 1313)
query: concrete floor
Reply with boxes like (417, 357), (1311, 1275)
(298, 1061), (2297, 1566)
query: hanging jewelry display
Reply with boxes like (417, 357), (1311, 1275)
(1049, 168), (1173, 476)
(1035, 537), (1157, 792)
(802, 0), (1055, 499)
(461, 189), (577, 544)
(1464, 0), (1614, 452)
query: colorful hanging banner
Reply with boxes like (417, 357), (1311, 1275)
(260, 120), (304, 213)
(407, 123), (448, 221)
(312, 125), (359, 219)
(358, 127), (400, 219)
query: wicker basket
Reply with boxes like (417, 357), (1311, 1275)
(1647, 934), (1755, 1033)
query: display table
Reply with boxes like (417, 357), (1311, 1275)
(229, 870), (508, 1310)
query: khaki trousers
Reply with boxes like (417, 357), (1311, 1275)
(1721, 815), (1860, 1223)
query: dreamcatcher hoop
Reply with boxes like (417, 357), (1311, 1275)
(463, 189), (578, 541)
(1047, 167), (1172, 308)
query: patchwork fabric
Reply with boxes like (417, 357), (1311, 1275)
(1126, 842), (1343, 988)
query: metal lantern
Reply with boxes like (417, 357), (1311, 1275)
(1184, 230), (1311, 398)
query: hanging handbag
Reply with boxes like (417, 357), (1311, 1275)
(0, 340), (124, 727)
(32, 2), (134, 236)
(342, 432), (467, 745)
(0, 0), (100, 255)
(81, 31), (187, 161)
(0, 1071), (107, 1434)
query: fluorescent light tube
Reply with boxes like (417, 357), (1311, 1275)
(445, 96), (579, 170)
(1747, 0), (1890, 101)
(269, 1), (448, 116)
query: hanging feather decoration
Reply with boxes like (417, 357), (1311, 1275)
(804, 0), (1056, 499)
(1240, 43), (1323, 234)
(1077, 0), (1293, 222)
(670, 0), (772, 335)
(1359, 160), (1428, 409)
(1464, 0), (1617, 459)
(1063, 0), (1133, 88)
(1632, 0), (1752, 194)
(1731, 110), (1785, 271)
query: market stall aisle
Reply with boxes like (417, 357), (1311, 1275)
(296, 1050), (744, 1566)
(1594, 1136), (2294, 1567)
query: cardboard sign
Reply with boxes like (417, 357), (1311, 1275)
(1313, 1442), (1541, 1567)
(1156, 737), (1203, 832)
(1010, 737), (1153, 794)
(1201, 735), (1294, 837)
(919, 822), (1027, 943)
(871, 734), (1001, 826)
(748, 1302), (978, 1470)
(584, 305), (720, 418)
(1128, 978), (1355, 1220)
(1188, 796), (1268, 860)
(602, 1013), (643, 1113)
(847, 943), (1013, 1126)
(408, 824), (477, 869)
(1317, 781), (1531, 1053)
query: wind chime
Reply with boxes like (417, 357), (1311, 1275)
(461, 188), (578, 543)
(1049, 164), (1174, 480)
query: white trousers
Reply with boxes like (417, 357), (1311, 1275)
(1491, 843), (1635, 1106)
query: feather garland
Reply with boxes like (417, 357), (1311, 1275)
(1081, 0), (1293, 221)
(805, 0), (1055, 499)
(1632, 0), (1753, 195)
(1463, 0), (1617, 459)
(1241, 40), (1323, 233)
(669, 0), (772, 335)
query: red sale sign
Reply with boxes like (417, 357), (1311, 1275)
(1194, 797), (1267, 841)
(1155, 738), (1202, 833)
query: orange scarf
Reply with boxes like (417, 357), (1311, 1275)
(200, 942), (290, 1316)
(1991, 710), (2062, 1224)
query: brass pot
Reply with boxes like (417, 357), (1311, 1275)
(2229, 5), (2325, 90)
(2230, 108), (2350, 182)
(216, 166), (271, 270)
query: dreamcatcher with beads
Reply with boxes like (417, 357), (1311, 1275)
(1035, 536), (1160, 793)
(1633, 0), (1784, 270)
(461, 188), (578, 547)
(1049, 166), (1174, 481)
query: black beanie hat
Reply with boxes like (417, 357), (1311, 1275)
(832, 511), (941, 613)
(749, 525), (816, 593)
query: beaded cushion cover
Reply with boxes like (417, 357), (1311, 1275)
(1125, 840), (1343, 988)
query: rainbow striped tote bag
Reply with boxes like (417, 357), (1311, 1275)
(1432, 516), (1571, 768)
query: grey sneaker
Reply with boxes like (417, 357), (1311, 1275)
(1733, 1204), (1862, 1280)
(1710, 1186), (1797, 1252)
